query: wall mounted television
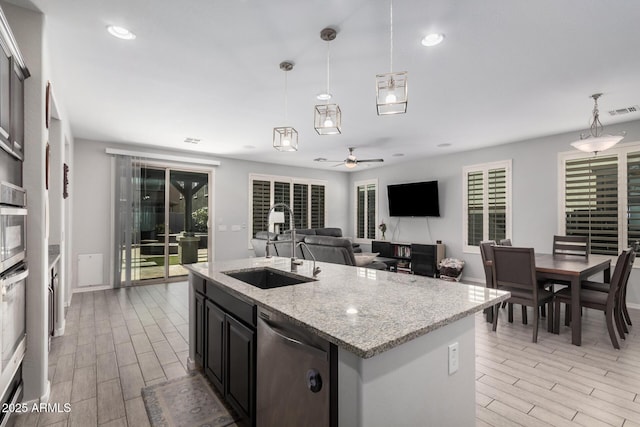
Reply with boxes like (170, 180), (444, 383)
(387, 181), (440, 217)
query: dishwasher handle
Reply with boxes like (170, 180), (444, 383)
(259, 317), (328, 361)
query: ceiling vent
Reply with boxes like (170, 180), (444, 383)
(184, 137), (200, 144)
(608, 105), (639, 116)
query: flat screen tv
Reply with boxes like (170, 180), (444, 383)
(387, 181), (440, 217)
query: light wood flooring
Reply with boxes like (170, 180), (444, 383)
(11, 281), (640, 426)
(476, 304), (640, 427)
(13, 281), (190, 427)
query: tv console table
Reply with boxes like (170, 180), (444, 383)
(372, 241), (446, 277)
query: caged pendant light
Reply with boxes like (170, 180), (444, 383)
(376, 0), (407, 115)
(314, 27), (342, 135)
(570, 93), (625, 155)
(273, 61), (299, 151)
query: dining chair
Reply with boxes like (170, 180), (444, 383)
(580, 248), (635, 333)
(553, 249), (634, 349)
(491, 246), (554, 343)
(479, 240), (497, 322)
(499, 239), (512, 246)
(553, 235), (589, 257)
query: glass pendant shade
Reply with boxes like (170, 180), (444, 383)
(571, 134), (625, 154)
(314, 104), (341, 135)
(273, 126), (298, 151)
(570, 93), (625, 154)
(376, 71), (408, 115)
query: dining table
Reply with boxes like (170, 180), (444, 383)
(535, 253), (611, 346)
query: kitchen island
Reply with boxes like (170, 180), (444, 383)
(186, 257), (508, 427)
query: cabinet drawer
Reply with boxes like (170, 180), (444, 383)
(206, 281), (256, 327)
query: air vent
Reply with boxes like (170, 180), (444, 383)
(608, 105), (639, 116)
(184, 137), (201, 144)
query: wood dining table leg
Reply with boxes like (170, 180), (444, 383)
(571, 275), (581, 346)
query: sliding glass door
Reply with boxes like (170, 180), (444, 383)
(117, 161), (210, 285)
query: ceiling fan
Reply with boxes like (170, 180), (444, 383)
(314, 147), (384, 169)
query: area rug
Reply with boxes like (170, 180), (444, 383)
(141, 372), (239, 427)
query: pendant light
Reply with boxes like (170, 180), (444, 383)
(273, 61), (299, 151)
(376, 0), (407, 115)
(314, 27), (342, 135)
(570, 93), (625, 154)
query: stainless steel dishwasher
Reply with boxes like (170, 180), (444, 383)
(256, 307), (337, 427)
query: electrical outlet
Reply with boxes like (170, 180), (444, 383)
(448, 342), (459, 375)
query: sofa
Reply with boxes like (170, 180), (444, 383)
(251, 228), (385, 270)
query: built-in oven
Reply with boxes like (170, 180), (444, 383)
(0, 261), (26, 426)
(0, 181), (26, 273)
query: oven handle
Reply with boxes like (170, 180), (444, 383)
(0, 207), (27, 215)
(1, 268), (28, 300)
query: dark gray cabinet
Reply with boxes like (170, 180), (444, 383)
(226, 315), (255, 420)
(205, 299), (225, 391)
(194, 291), (205, 367)
(0, 42), (10, 148)
(193, 275), (256, 426)
(9, 59), (24, 161)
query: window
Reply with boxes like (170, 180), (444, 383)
(249, 174), (327, 243)
(559, 142), (640, 256)
(354, 179), (378, 242)
(463, 160), (512, 253)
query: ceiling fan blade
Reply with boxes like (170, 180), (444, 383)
(357, 159), (384, 163)
(332, 162), (346, 167)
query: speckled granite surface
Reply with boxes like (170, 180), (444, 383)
(186, 257), (509, 359)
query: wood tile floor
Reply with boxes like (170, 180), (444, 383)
(12, 281), (640, 426)
(13, 281), (190, 427)
(476, 305), (640, 427)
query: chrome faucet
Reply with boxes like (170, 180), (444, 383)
(265, 203), (298, 270)
(296, 241), (321, 277)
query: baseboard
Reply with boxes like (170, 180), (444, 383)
(22, 380), (51, 406)
(72, 285), (111, 294)
(54, 321), (65, 337)
(627, 302), (640, 310)
(186, 357), (198, 372)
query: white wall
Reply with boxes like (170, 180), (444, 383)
(350, 119), (640, 305)
(71, 139), (350, 289)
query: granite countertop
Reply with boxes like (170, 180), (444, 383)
(48, 244), (61, 269)
(186, 257), (509, 359)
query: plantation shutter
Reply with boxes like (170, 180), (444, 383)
(628, 152), (640, 250)
(565, 155), (618, 255)
(356, 183), (376, 239)
(293, 183), (309, 229)
(310, 185), (325, 228)
(366, 184), (376, 239)
(273, 181), (291, 230)
(252, 180), (271, 237)
(467, 171), (484, 246)
(488, 168), (507, 242)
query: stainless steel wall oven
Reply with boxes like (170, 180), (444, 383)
(0, 180), (26, 426)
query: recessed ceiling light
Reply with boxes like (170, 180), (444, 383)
(437, 143), (451, 147)
(107, 25), (136, 40)
(421, 33), (444, 47)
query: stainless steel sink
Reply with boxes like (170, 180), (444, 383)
(223, 267), (315, 289)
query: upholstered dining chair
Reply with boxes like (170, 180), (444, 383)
(499, 239), (512, 246)
(491, 246), (554, 343)
(553, 249), (634, 349)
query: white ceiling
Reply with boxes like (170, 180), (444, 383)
(9, 0), (640, 170)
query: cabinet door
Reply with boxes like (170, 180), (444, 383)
(9, 59), (24, 161)
(226, 315), (255, 421)
(205, 300), (225, 392)
(193, 292), (205, 366)
(0, 44), (10, 149)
